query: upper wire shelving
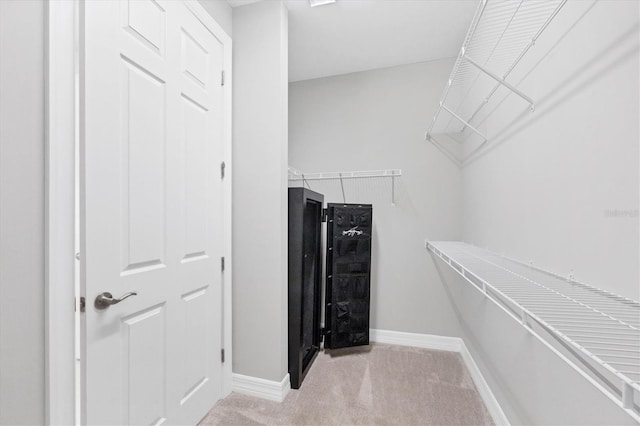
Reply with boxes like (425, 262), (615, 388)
(426, 0), (567, 163)
(427, 241), (640, 423)
(288, 167), (402, 204)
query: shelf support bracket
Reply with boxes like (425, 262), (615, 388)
(622, 382), (634, 409)
(391, 175), (396, 206)
(301, 174), (311, 190)
(463, 55), (535, 110)
(441, 104), (488, 142)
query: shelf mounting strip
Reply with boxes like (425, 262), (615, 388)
(427, 241), (640, 422)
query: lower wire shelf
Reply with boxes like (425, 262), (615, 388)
(427, 241), (640, 422)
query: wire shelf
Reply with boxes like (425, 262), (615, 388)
(427, 241), (640, 422)
(288, 167), (402, 204)
(288, 167), (402, 181)
(426, 0), (567, 161)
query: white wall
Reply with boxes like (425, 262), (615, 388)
(289, 60), (464, 338)
(0, 1), (46, 424)
(198, 0), (232, 37)
(462, 0), (639, 300)
(232, 1), (289, 382)
(439, 1), (639, 424)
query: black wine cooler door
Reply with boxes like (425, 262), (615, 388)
(324, 203), (373, 349)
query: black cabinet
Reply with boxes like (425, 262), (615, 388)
(288, 188), (324, 389)
(324, 204), (373, 349)
(288, 193), (374, 387)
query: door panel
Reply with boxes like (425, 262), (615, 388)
(82, 1), (225, 424)
(181, 288), (209, 403)
(120, 59), (167, 272)
(122, 305), (167, 426)
(123, 0), (166, 55)
(181, 29), (209, 87)
(182, 95), (209, 259)
(324, 204), (373, 350)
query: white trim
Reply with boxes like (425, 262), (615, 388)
(232, 373), (291, 402)
(458, 342), (510, 426)
(370, 328), (462, 352)
(222, 20), (233, 403)
(370, 329), (510, 426)
(45, 1), (77, 425)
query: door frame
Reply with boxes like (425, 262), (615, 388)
(45, 2), (233, 424)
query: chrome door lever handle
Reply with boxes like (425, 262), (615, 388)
(94, 291), (138, 310)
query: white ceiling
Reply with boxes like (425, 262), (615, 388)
(226, 0), (262, 7)
(227, 0), (479, 82)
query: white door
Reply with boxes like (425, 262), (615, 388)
(81, 1), (225, 424)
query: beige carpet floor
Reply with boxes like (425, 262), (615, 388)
(200, 343), (494, 426)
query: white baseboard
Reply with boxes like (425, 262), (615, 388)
(232, 373), (291, 402)
(370, 329), (510, 426)
(370, 328), (463, 352)
(458, 342), (509, 426)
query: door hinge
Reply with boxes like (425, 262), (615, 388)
(221, 348), (225, 363)
(221, 161), (226, 179)
(221, 256), (225, 271)
(322, 208), (328, 222)
(221, 70), (225, 86)
(79, 297), (86, 313)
